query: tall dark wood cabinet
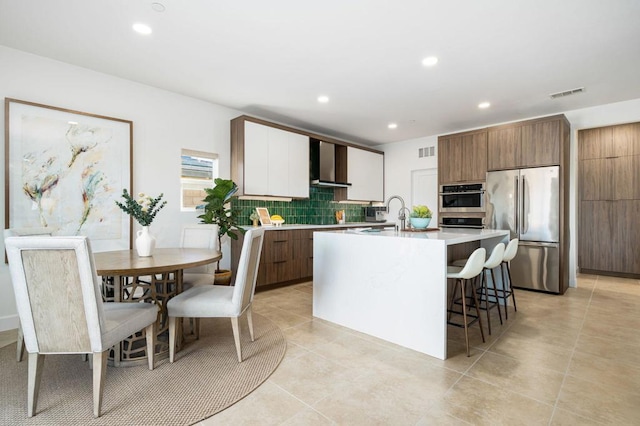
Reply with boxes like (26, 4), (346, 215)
(578, 122), (640, 276)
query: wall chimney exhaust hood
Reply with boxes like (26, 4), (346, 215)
(310, 139), (352, 188)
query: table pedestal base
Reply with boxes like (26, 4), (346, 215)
(101, 271), (183, 367)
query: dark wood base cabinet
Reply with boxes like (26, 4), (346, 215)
(579, 200), (640, 276)
(231, 225), (387, 289)
(231, 229), (314, 289)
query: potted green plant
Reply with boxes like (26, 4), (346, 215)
(409, 205), (432, 229)
(197, 178), (245, 284)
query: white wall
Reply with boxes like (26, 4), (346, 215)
(0, 46), (243, 331)
(376, 135), (438, 224)
(380, 98), (640, 289)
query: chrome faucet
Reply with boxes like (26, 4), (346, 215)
(400, 207), (412, 229)
(386, 195), (406, 230)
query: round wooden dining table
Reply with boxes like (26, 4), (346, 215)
(94, 248), (221, 366)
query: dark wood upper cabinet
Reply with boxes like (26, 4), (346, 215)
(487, 115), (566, 170)
(520, 119), (561, 167)
(487, 126), (521, 170)
(438, 131), (486, 184)
(579, 123), (640, 160)
(461, 132), (488, 182)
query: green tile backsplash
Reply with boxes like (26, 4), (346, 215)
(232, 187), (371, 226)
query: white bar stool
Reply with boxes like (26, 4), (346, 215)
(451, 243), (505, 335)
(498, 238), (519, 319)
(447, 247), (486, 357)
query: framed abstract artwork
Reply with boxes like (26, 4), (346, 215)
(4, 98), (133, 252)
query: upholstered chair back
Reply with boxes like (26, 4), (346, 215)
(5, 236), (105, 354)
(180, 224), (219, 274)
(231, 228), (265, 315)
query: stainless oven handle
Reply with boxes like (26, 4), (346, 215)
(439, 191), (485, 195)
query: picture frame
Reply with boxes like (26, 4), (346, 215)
(5, 98), (133, 252)
(255, 207), (272, 226)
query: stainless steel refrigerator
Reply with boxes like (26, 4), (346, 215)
(486, 166), (560, 293)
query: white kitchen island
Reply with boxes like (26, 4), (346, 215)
(312, 227), (509, 360)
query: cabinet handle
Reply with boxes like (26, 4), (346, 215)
(273, 260), (287, 264)
(273, 240), (287, 243)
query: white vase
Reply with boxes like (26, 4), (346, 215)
(136, 226), (156, 257)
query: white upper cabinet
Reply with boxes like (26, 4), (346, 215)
(244, 121), (309, 198)
(346, 146), (384, 202)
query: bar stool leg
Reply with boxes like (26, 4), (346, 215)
(459, 279), (471, 357)
(506, 262), (517, 312)
(500, 262), (509, 320)
(481, 270), (492, 335)
(448, 279), (460, 321)
(489, 267), (503, 325)
(470, 279), (485, 344)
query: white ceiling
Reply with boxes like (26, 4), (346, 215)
(1, 0), (639, 146)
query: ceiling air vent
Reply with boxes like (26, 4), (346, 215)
(549, 87), (585, 99)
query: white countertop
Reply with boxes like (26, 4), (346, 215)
(331, 227), (510, 245)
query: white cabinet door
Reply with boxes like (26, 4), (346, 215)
(287, 132), (310, 198)
(244, 121), (269, 195)
(243, 121), (309, 198)
(267, 127), (290, 196)
(347, 147), (384, 202)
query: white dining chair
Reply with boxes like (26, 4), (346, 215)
(180, 224), (219, 290)
(5, 236), (158, 418)
(167, 227), (265, 363)
(3, 227), (55, 363)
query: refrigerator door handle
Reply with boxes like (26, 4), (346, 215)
(514, 176), (519, 235)
(521, 176), (526, 235)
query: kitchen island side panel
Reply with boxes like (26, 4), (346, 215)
(313, 231), (448, 360)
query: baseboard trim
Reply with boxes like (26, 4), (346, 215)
(0, 315), (19, 332)
(579, 269), (640, 279)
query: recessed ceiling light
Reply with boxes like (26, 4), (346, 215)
(478, 102), (491, 109)
(317, 95), (329, 103)
(133, 23), (152, 35)
(388, 123), (398, 129)
(422, 56), (438, 67)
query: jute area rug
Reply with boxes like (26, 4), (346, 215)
(0, 313), (286, 426)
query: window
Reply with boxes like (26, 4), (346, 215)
(181, 149), (218, 211)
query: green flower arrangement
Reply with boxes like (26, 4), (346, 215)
(115, 189), (167, 226)
(410, 205), (432, 218)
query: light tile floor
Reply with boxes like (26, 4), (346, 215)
(2, 273), (639, 425)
